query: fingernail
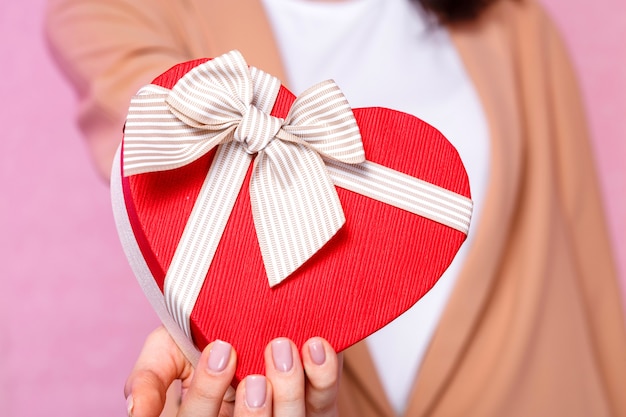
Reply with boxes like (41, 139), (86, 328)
(207, 340), (231, 372)
(308, 339), (326, 365)
(245, 375), (266, 408)
(126, 394), (134, 417)
(271, 339), (293, 372)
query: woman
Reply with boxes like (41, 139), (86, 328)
(45, 0), (626, 416)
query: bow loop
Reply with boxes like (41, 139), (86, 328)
(165, 79), (248, 131)
(123, 51), (259, 176)
(166, 50), (253, 127)
(280, 80), (365, 164)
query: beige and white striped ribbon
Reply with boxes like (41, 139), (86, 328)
(124, 51), (366, 337)
(123, 50), (473, 339)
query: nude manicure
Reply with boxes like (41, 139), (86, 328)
(271, 338), (293, 372)
(245, 375), (267, 408)
(308, 339), (326, 365)
(207, 340), (231, 372)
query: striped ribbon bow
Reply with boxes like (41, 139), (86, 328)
(123, 50), (473, 339)
(124, 50), (364, 311)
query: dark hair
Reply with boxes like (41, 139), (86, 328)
(418, 0), (499, 23)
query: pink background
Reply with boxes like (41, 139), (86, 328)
(1, 0), (624, 415)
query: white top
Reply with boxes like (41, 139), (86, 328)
(261, 0), (490, 413)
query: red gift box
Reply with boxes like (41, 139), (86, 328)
(111, 50), (472, 383)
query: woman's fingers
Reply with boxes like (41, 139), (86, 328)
(264, 338), (307, 417)
(301, 338), (341, 417)
(125, 332), (340, 417)
(177, 339), (237, 417)
(125, 326), (191, 417)
(263, 337), (340, 417)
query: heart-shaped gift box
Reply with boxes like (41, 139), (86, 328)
(111, 50), (472, 383)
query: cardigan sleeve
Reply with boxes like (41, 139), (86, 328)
(45, 0), (193, 179)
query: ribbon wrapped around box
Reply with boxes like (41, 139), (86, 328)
(111, 50), (473, 382)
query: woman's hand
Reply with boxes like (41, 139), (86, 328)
(124, 326), (341, 417)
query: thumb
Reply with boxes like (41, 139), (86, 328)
(125, 326), (192, 417)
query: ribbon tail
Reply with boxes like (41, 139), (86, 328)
(163, 142), (252, 338)
(250, 141), (345, 287)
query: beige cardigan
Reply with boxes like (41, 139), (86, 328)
(46, 0), (626, 415)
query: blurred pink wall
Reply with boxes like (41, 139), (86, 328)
(1, 2), (160, 416)
(542, 0), (626, 288)
(1, 0), (624, 415)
